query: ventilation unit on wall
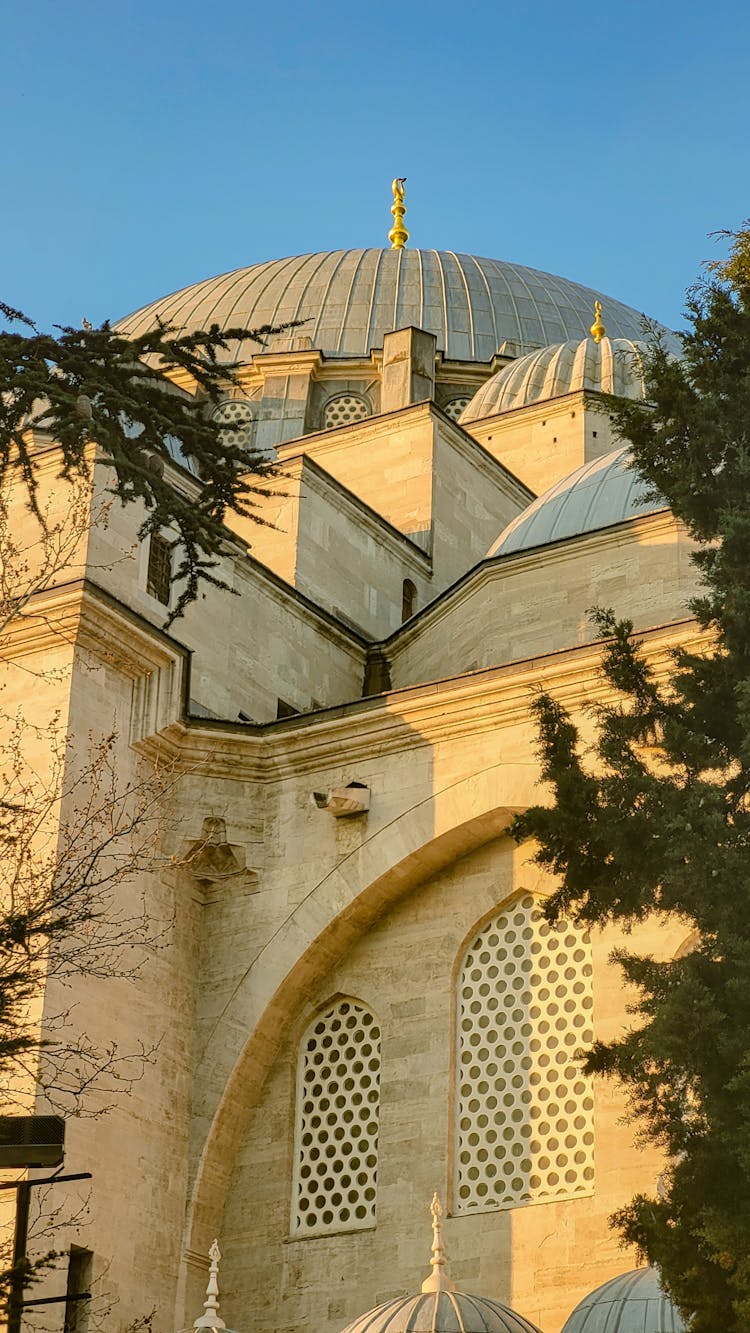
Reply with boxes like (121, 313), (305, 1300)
(0, 1116), (65, 1168)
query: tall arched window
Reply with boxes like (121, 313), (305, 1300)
(454, 893), (595, 1213)
(291, 997), (381, 1236)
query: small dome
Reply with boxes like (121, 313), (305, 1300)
(561, 1267), (687, 1332)
(461, 336), (648, 424)
(338, 1195), (543, 1333)
(339, 1290), (542, 1333)
(489, 448), (665, 557)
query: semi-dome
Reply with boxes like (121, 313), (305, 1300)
(118, 249), (660, 363)
(561, 1267), (687, 1332)
(489, 448), (665, 557)
(338, 1195), (543, 1333)
(461, 335), (648, 424)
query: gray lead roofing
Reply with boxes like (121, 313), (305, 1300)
(489, 448), (666, 557)
(560, 1267), (687, 1332)
(118, 249), (664, 363)
(338, 1290), (543, 1333)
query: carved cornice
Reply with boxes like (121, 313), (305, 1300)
(145, 617), (705, 782)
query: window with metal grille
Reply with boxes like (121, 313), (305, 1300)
(455, 894), (595, 1213)
(443, 396), (471, 422)
(213, 399), (255, 449)
(291, 997), (381, 1236)
(323, 393), (370, 429)
(146, 533), (173, 606)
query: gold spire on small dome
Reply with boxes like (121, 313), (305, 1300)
(420, 1193), (456, 1294)
(388, 177), (409, 249)
(590, 299), (606, 343)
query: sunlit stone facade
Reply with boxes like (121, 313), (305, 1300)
(1, 241), (698, 1333)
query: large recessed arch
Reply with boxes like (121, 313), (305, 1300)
(177, 760), (541, 1316)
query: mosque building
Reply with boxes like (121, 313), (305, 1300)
(3, 183), (701, 1333)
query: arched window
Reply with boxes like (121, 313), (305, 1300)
(401, 578), (417, 622)
(323, 393), (370, 430)
(291, 997), (381, 1237)
(213, 399), (276, 463)
(213, 399), (255, 447)
(454, 893), (595, 1213)
(443, 396), (471, 422)
(146, 532), (173, 606)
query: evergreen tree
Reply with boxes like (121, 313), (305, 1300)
(0, 305), (288, 622)
(511, 226), (750, 1333)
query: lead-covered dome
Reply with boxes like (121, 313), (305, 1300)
(461, 336), (648, 424)
(561, 1267), (687, 1332)
(338, 1195), (543, 1333)
(118, 249), (659, 363)
(339, 1290), (543, 1333)
(489, 448), (665, 556)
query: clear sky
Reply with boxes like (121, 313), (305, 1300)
(3, 0), (749, 333)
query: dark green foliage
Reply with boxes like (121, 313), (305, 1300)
(0, 304), (289, 623)
(511, 227), (750, 1332)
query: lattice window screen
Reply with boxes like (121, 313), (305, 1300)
(443, 396), (471, 421)
(213, 399), (255, 448)
(455, 893), (594, 1213)
(291, 998), (380, 1236)
(323, 393), (370, 428)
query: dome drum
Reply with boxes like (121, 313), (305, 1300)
(118, 250), (673, 450)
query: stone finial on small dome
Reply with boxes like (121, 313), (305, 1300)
(388, 178), (409, 249)
(590, 300), (606, 343)
(420, 1193), (456, 1293)
(194, 1240), (226, 1331)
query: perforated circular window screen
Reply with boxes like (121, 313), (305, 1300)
(213, 398), (276, 463)
(291, 998), (381, 1237)
(443, 396), (471, 421)
(323, 393), (370, 429)
(455, 893), (594, 1213)
(213, 399), (255, 447)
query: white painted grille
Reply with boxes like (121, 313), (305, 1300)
(323, 393), (370, 428)
(443, 396), (471, 421)
(291, 998), (380, 1236)
(455, 894), (595, 1212)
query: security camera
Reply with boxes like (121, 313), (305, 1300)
(311, 782), (370, 817)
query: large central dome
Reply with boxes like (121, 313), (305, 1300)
(119, 248), (657, 362)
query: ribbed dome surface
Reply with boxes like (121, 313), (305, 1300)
(561, 1267), (687, 1332)
(489, 448), (664, 556)
(117, 249), (657, 363)
(461, 336), (648, 423)
(339, 1289), (543, 1333)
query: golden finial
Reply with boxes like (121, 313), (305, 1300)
(388, 177), (409, 249)
(421, 1193), (456, 1293)
(590, 299), (606, 344)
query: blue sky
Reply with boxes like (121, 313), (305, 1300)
(3, 0), (749, 332)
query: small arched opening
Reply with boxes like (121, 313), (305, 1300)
(401, 578), (417, 622)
